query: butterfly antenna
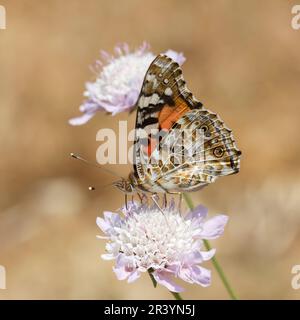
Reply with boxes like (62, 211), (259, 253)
(70, 153), (122, 179)
(88, 182), (114, 192)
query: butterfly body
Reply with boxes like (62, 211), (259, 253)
(115, 54), (241, 194)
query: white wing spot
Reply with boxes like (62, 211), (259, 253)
(146, 74), (156, 81)
(150, 93), (160, 105)
(146, 73), (158, 89)
(138, 93), (161, 108)
(164, 87), (173, 96)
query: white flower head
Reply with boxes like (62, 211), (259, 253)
(97, 201), (228, 292)
(69, 42), (186, 125)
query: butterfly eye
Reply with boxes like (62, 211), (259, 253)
(213, 147), (224, 158)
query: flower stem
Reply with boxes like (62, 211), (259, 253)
(170, 291), (183, 300)
(147, 269), (183, 300)
(182, 193), (238, 300)
(148, 269), (157, 288)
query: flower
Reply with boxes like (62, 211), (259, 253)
(69, 42), (186, 125)
(96, 201), (228, 292)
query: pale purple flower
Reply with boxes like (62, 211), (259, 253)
(96, 201), (228, 292)
(69, 43), (186, 125)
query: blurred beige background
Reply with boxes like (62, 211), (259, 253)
(0, 0), (300, 299)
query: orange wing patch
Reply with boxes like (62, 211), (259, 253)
(158, 98), (191, 130)
(147, 138), (157, 156)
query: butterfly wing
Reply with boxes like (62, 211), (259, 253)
(133, 54), (201, 183)
(152, 108), (241, 192)
(133, 54), (241, 193)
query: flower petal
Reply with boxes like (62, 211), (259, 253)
(153, 270), (184, 293)
(181, 250), (203, 265)
(179, 265), (211, 287)
(113, 255), (136, 281)
(120, 201), (139, 215)
(164, 50), (186, 65)
(185, 205), (208, 221)
(200, 249), (216, 261)
(96, 235), (109, 239)
(190, 265), (211, 287)
(200, 215), (228, 239)
(127, 270), (141, 283)
(96, 217), (111, 234)
(68, 112), (96, 125)
(105, 242), (120, 256)
(103, 211), (121, 226)
(113, 266), (130, 280)
(101, 253), (115, 260)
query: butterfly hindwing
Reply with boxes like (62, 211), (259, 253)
(152, 109), (241, 191)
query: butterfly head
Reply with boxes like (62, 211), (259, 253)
(113, 177), (136, 194)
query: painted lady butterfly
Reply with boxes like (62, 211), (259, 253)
(114, 54), (241, 195)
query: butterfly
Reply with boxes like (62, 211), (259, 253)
(114, 54), (241, 195)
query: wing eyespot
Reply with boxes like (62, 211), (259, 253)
(200, 125), (208, 132)
(213, 147), (224, 158)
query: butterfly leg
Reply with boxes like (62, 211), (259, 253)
(163, 193), (167, 208)
(178, 192), (182, 215)
(151, 194), (171, 228)
(137, 193), (144, 205)
(125, 193), (128, 210)
(151, 194), (163, 214)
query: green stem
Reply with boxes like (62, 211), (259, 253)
(170, 292), (183, 300)
(148, 269), (157, 288)
(148, 269), (183, 300)
(183, 193), (238, 300)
